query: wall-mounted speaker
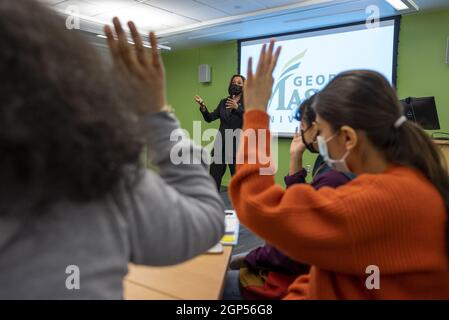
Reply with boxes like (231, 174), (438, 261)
(198, 64), (211, 83)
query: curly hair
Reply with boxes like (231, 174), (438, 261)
(0, 0), (145, 207)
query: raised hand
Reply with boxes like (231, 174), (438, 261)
(104, 18), (167, 115)
(243, 39), (281, 112)
(194, 95), (204, 105)
(288, 127), (306, 175)
(290, 127), (307, 157)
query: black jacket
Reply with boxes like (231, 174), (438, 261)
(200, 97), (244, 131)
(200, 97), (244, 162)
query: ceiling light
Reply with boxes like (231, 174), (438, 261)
(96, 34), (152, 48)
(57, 9), (171, 50)
(96, 34), (171, 51)
(385, 0), (419, 11)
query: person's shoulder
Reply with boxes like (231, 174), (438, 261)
(369, 165), (427, 186)
(345, 165), (438, 199)
(381, 165), (441, 193)
(322, 170), (351, 180)
(355, 166), (446, 219)
(313, 170), (351, 189)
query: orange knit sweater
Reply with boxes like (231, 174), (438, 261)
(229, 110), (449, 300)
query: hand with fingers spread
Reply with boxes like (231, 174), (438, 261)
(104, 18), (167, 115)
(194, 95), (204, 106)
(243, 40), (281, 112)
(194, 95), (208, 113)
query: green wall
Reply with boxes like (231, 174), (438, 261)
(163, 41), (243, 186)
(397, 9), (449, 132)
(163, 8), (449, 187)
(163, 41), (317, 186)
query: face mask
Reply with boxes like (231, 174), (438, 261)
(229, 84), (243, 96)
(316, 133), (351, 173)
(300, 128), (317, 154)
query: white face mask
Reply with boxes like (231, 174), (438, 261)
(316, 132), (351, 173)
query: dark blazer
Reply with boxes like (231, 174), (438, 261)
(200, 97), (244, 131)
(200, 97), (244, 163)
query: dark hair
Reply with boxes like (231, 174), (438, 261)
(313, 70), (449, 254)
(295, 95), (317, 126)
(0, 0), (144, 207)
(228, 74), (246, 93)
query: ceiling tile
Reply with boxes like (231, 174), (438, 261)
(142, 0), (227, 21)
(255, 0), (306, 8)
(196, 0), (267, 15)
(82, 0), (137, 16)
(52, 0), (113, 16)
(38, 0), (449, 50)
(94, 2), (195, 30)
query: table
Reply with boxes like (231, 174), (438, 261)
(124, 246), (233, 300)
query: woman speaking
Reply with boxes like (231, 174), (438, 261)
(194, 75), (245, 191)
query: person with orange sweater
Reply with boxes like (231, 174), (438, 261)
(229, 40), (449, 299)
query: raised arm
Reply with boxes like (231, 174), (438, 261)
(124, 111), (225, 265)
(105, 18), (225, 265)
(195, 95), (221, 123)
(229, 40), (363, 273)
(229, 111), (356, 272)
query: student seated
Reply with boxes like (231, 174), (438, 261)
(229, 41), (449, 299)
(224, 96), (353, 300)
(0, 0), (224, 299)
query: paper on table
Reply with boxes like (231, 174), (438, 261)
(220, 210), (239, 246)
(207, 243), (224, 254)
(207, 210), (240, 253)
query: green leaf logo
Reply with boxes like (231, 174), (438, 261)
(280, 49), (308, 74)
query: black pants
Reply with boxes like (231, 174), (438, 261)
(210, 162), (236, 191)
